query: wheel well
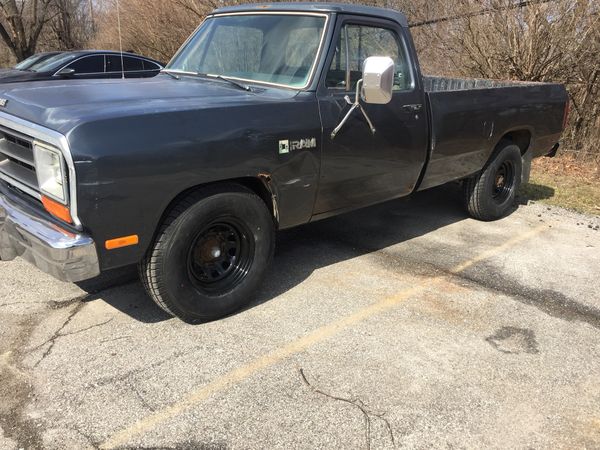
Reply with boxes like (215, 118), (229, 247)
(499, 130), (532, 155)
(157, 177), (277, 234)
(144, 177), (278, 256)
(235, 176), (277, 221)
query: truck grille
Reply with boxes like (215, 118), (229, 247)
(0, 125), (40, 199)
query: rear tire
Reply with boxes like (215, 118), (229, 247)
(140, 185), (275, 323)
(463, 142), (522, 221)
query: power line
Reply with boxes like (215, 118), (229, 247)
(409, 0), (555, 27)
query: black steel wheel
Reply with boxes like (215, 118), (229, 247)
(187, 220), (254, 292)
(463, 142), (522, 221)
(140, 185), (275, 323)
(492, 160), (516, 204)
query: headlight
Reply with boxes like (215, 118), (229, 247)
(33, 141), (68, 204)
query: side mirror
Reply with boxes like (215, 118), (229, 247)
(56, 67), (75, 77)
(361, 56), (395, 104)
(330, 56), (395, 139)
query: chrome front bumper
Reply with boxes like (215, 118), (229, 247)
(0, 190), (100, 282)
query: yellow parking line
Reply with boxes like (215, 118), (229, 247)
(101, 224), (547, 449)
(449, 225), (547, 274)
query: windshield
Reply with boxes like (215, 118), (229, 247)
(27, 53), (80, 73)
(14, 54), (47, 70)
(167, 13), (327, 88)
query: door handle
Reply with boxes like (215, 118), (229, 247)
(402, 104), (422, 112)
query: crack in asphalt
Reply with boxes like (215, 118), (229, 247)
(100, 335), (132, 344)
(299, 367), (396, 450)
(129, 381), (156, 413)
(63, 318), (115, 337)
(30, 303), (85, 368)
(29, 308), (115, 368)
(71, 426), (101, 449)
(0, 295), (92, 309)
(93, 343), (207, 388)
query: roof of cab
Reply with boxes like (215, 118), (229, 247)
(212, 2), (409, 27)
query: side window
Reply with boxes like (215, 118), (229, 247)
(325, 27), (348, 88)
(143, 60), (160, 71)
(124, 56), (144, 72)
(325, 24), (412, 91)
(66, 55), (104, 74)
(106, 55), (123, 73)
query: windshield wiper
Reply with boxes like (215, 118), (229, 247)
(206, 74), (252, 92)
(161, 69), (180, 80)
(166, 71), (252, 91)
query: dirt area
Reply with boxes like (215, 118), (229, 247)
(520, 156), (600, 216)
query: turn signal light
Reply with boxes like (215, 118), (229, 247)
(41, 195), (73, 224)
(105, 235), (139, 250)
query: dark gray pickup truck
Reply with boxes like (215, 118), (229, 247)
(0, 3), (568, 322)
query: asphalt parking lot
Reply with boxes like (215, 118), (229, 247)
(1, 184), (599, 450)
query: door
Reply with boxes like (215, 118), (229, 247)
(314, 16), (428, 215)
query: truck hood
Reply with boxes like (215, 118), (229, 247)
(0, 75), (295, 135)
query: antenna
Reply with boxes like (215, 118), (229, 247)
(116, 0), (125, 79)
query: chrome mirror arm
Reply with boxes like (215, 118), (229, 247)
(357, 103), (376, 135)
(330, 79), (376, 139)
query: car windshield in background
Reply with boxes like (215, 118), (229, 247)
(14, 53), (53, 71)
(27, 53), (80, 73)
(167, 14), (327, 88)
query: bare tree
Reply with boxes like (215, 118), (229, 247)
(414, 0), (600, 160)
(92, 0), (200, 62)
(0, 0), (54, 61)
(172, 0), (213, 19)
(46, 0), (95, 50)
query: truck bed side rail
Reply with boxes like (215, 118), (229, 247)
(423, 75), (541, 92)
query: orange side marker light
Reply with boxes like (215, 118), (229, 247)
(105, 235), (139, 250)
(41, 195), (73, 224)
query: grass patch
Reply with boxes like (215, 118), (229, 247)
(519, 156), (600, 215)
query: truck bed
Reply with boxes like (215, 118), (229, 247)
(418, 76), (567, 191)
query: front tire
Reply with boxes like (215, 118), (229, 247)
(463, 142), (522, 221)
(140, 185), (275, 323)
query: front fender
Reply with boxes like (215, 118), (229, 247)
(68, 99), (321, 270)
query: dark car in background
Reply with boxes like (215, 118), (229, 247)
(0, 50), (164, 83)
